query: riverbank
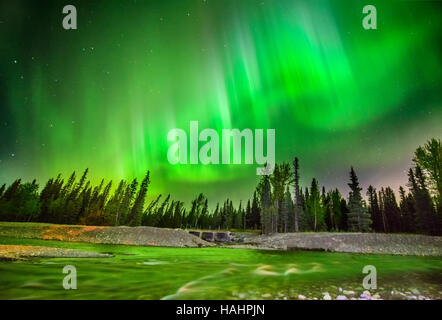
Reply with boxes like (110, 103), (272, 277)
(1, 222), (441, 256)
(235, 232), (442, 256)
(0, 222), (211, 248)
(0, 244), (112, 260)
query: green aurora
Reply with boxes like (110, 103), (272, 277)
(0, 0), (441, 205)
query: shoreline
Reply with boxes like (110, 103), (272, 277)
(0, 222), (441, 256)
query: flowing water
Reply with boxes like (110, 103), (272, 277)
(0, 237), (441, 300)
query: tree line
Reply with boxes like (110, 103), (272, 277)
(0, 138), (440, 235)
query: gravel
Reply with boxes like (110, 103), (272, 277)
(0, 222), (213, 248)
(240, 232), (442, 256)
(0, 244), (113, 260)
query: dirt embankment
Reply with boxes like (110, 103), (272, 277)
(0, 222), (212, 248)
(0, 244), (112, 260)
(239, 232), (442, 256)
(1, 223), (441, 256)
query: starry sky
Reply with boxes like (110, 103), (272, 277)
(0, 0), (441, 205)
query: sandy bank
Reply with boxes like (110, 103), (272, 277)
(237, 232), (442, 256)
(0, 222), (212, 248)
(0, 244), (113, 260)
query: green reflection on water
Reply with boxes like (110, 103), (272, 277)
(0, 237), (441, 300)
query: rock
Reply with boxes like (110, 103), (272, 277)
(261, 293), (271, 298)
(362, 290), (371, 296)
(323, 294), (332, 300)
(411, 288), (420, 295)
(360, 291), (372, 299)
(298, 294), (306, 300)
(338, 287), (343, 292)
(372, 294), (381, 299)
(343, 290), (355, 296)
(336, 295), (348, 300)
(0, 244), (113, 260)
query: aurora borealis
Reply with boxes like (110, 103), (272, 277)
(0, 0), (441, 205)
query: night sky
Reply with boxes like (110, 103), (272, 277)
(0, 0), (441, 205)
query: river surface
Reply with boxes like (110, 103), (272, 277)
(0, 237), (441, 300)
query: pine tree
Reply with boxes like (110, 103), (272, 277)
(259, 175), (273, 234)
(347, 167), (371, 232)
(292, 157), (301, 232)
(367, 186), (383, 232)
(156, 195), (171, 228)
(251, 191), (261, 230)
(382, 187), (401, 232)
(2, 179), (21, 201)
(281, 186), (293, 232)
(142, 194), (162, 226)
(330, 189), (345, 231)
(61, 171), (76, 198)
(212, 202), (220, 229)
(323, 191), (335, 231)
(399, 186), (416, 233)
(413, 138), (441, 212)
(104, 180), (126, 225)
(128, 171), (150, 226)
(305, 178), (325, 231)
(408, 167), (437, 234)
(270, 163), (292, 232)
(0, 184), (6, 198)
(117, 178), (138, 225)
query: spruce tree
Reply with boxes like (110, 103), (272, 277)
(413, 138), (441, 211)
(367, 186), (382, 232)
(281, 186), (293, 232)
(292, 157), (301, 232)
(347, 167), (372, 232)
(128, 171), (150, 226)
(399, 186), (416, 233)
(408, 167), (437, 234)
(251, 191), (261, 230)
(260, 175), (273, 234)
(306, 178), (325, 231)
(118, 178), (138, 225)
(0, 184), (6, 198)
